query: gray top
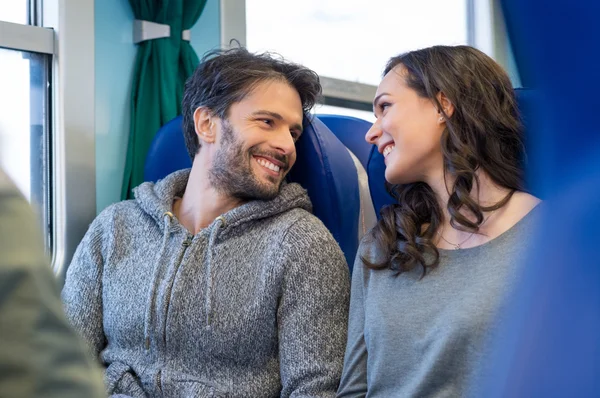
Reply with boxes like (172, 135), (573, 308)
(62, 169), (350, 398)
(0, 169), (105, 398)
(338, 206), (541, 398)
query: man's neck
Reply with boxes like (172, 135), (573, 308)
(174, 158), (245, 235)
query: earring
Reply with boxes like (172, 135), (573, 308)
(439, 116), (444, 122)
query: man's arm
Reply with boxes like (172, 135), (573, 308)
(61, 206), (109, 359)
(0, 170), (106, 398)
(337, 251), (369, 397)
(277, 215), (350, 398)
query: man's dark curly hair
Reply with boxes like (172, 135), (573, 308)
(181, 47), (322, 160)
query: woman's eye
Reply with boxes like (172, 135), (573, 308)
(380, 102), (391, 111)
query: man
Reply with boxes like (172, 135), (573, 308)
(0, 168), (105, 398)
(62, 48), (350, 397)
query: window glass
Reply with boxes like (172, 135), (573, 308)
(247, 0), (468, 86)
(0, 47), (51, 248)
(0, 1), (29, 24)
(313, 104), (375, 123)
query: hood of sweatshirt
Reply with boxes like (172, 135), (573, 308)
(133, 168), (313, 234)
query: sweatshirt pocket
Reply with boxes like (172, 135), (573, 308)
(105, 362), (147, 397)
(171, 381), (226, 397)
(162, 371), (228, 398)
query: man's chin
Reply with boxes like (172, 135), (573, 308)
(230, 180), (282, 201)
(254, 182), (282, 201)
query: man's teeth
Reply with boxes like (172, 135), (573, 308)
(383, 145), (395, 157)
(256, 157), (281, 172)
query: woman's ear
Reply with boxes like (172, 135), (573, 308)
(193, 107), (216, 144)
(436, 92), (455, 119)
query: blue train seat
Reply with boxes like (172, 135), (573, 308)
(474, 0), (600, 395)
(315, 114), (377, 244)
(144, 114), (374, 272)
(316, 114), (373, 170)
(144, 116), (190, 181)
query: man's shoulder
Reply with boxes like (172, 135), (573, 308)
(91, 198), (146, 230)
(274, 207), (331, 238)
(273, 208), (345, 258)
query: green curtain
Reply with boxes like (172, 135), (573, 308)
(121, 0), (208, 199)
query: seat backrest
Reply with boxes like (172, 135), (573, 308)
(366, 88), (540, 217)
(315, 113), (378, 245)
(514, 88), (544, 198)
(316, 114), (373, 170)
(144, 114), (369, 272)
(287, 116), (363, 270)
(144, 115), (191, 182)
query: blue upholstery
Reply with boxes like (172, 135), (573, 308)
(514, 88), (544, 198)
(144, 116), (191, 182)
(144, 115), (361, 271)
(366, 88), (539, 218)
(287, 116), (360, 270)
(475, 0), (600, 395)
(316, 114), (373, 169)
(366, 146), (394, 219)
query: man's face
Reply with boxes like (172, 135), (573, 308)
(208, 79), (304, 201)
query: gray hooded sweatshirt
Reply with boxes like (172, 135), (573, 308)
(62, 169), (350, 398)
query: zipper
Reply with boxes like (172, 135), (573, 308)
(182, 234), (193, 247)
(163, 233), (194, 345)
(156, 369), (162, 394)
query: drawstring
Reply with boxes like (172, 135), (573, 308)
(204, 215), (226, 326)
(143, 212), (174, 350)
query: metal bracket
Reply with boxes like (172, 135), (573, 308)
(133, 20), (170, 44)
(133, 20), (192, 44)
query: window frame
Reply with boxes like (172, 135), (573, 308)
(1, 0), (97, 280)
(42, 0), (96, 281)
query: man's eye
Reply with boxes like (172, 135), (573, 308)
(261, 119), (273, 126)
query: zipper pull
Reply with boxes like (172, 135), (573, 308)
(182, 234), (193, 247)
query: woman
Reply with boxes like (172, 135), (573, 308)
(337, 45), (541, 397)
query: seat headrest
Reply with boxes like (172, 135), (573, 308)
(287, 116), (360, 269)
(316, 114), (373, 169)
(144, 115), (362, 270)
(144, 115), (191, 182)
(366, 88), (539, 217)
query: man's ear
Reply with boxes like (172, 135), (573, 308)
(193, 107), (216, 144)
(436, 91), (455, 120)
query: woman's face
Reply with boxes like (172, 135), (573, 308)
(366, 65), (448, 185)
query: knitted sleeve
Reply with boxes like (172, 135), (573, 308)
(62, 210), (109, 360)
(277, 214), (350, 398)
(337, 245), (370, 397)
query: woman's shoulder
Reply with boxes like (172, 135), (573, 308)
(512, 191), (542, 210)
(356, 231), (391, 270)
(494, 191), (542, 233)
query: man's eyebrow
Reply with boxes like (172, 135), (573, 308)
(252, 110), (303, 131)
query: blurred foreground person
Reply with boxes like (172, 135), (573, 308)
(0, 168), (105, 398)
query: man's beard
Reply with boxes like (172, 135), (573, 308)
(208, 121), (290, 201)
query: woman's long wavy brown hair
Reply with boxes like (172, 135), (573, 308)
(364, 45), (525, 277)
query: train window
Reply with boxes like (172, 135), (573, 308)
(246, 0), (468, 86)
(1, 3), (54, 253)
(314, 104), (375, 123)
(0, 47), (52, 249)
(0, 1), (29, 25)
